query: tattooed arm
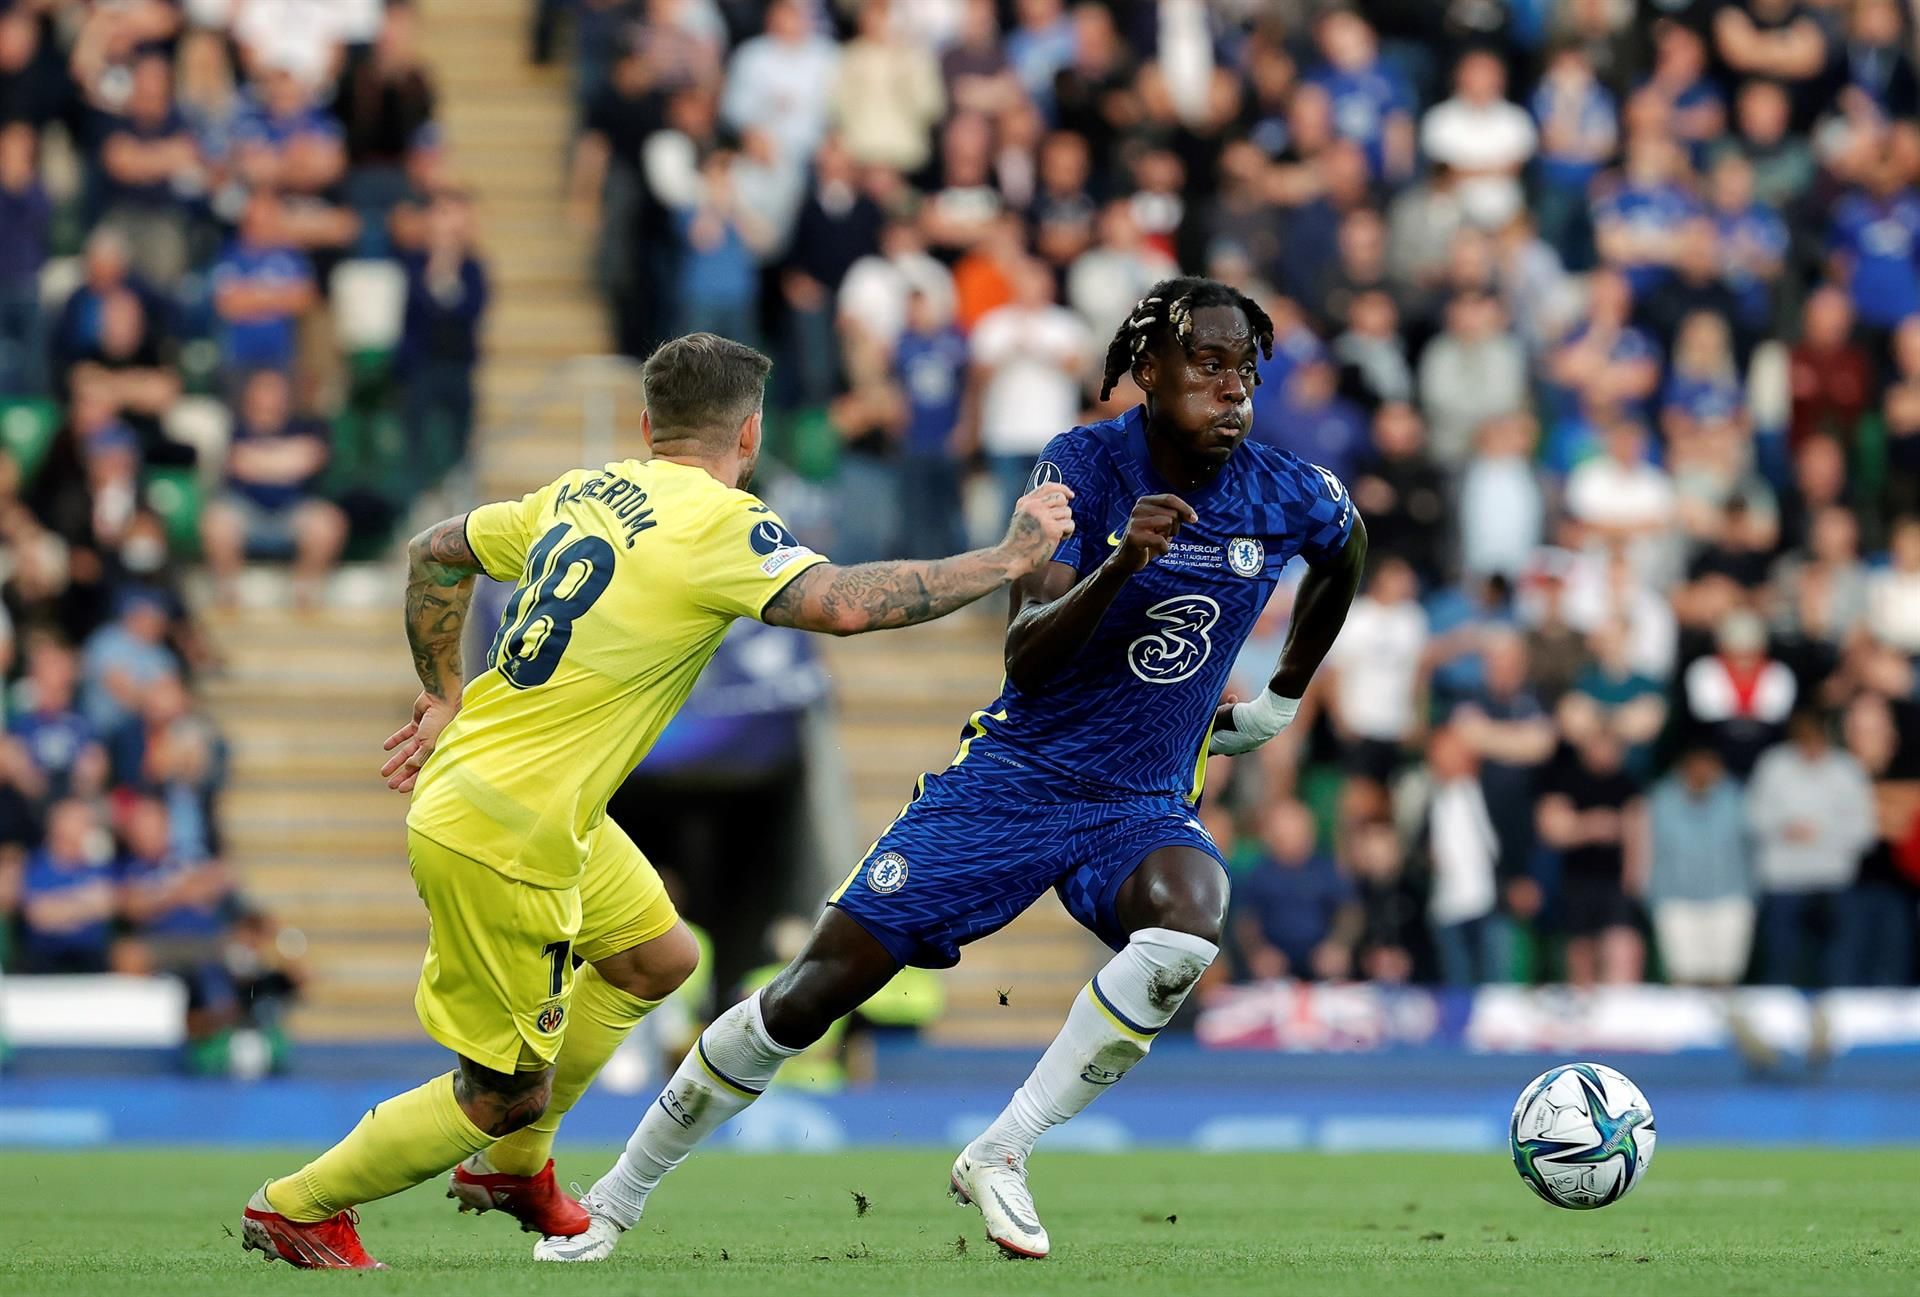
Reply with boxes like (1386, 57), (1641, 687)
(382, 515), (486, 792)
(762, 484), (1075, 635)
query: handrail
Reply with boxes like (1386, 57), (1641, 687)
(485, 353), (650, 479)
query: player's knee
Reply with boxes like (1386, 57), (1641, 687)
(456, 1062), (553, 1136)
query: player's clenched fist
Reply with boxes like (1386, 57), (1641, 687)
(1107, 493), (1197, 573)
(1001, 482), (1076, 576)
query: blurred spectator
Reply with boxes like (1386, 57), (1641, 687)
(108, 672), (223, 863)
(1418, 725), (1506, 986)
(1865, 516), (1920, 655)
(1421, 49), (1535, 232)
(722, 0), (839, 168)
(1707, 151), (1788, 340)
(967, 258), (1090, 516)
(1257, 347), (1366, 486)
(1592, 133), (1697, 301)
(1545, 269), (1660, 467)
(8, 636), (108, 802)
(1067, 201), (1176, 348)
(830, 0), (943, 174)
(892, 290), (968, 561)
(1231, 799), (1358, 983)
(1530, 41), (1617, 264)
(1458, 413), (1546, 581)
(1748, 709), (1876, 987)
(16, 798), (118, 974)
(99, 53), (199, 285)
(199, 368), (348, 608)
(1724, 77), (1814, 212)
(1646, 746), (1755, 987)
(1564, 621), (1669, 781)
(213, 189), (317, 378)
(672, 148), (773, 345)
(1641, 221), (1748, 360)
(1770, 504), (1870, 653)
(1306, 8), (1414, 184)
(1453, 629), (1557, 918)
(827, 374), (904, 565)
(1331, 290), (1413, 412)
(397, 188), (488, 483)
(838, 219), (955, 384)
(1537, 730), (1646, 987)
(1884, 318), (1920, 515)
(1684, 609), (1797, 777)
(0, 121), (49, 395)
(232, 66), (356, 255)
(1565, 420), (1677, 582)
(1713, 1), (1830, 123)
(1345, 817), (1422, 984)
(1322, 556), (1427, 786)
(80, 588), (179, 735)
(66, 289), (181, 462)
(1348, 403), (1442, 586)
(1642, 18), (1724, 162)
(1842, 692), (1919, 986)
(782, 135), (884, 406)
(1417, 291), (1528, 472)
(336, 0), (438, 247)
(1827, 137), (1920, 336)
(1004, 0), (1074, 110)
(115, 794), (237, 1037)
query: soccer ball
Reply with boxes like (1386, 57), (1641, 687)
(1509, 1062), (1656, 1209)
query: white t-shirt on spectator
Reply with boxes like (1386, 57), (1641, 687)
(1866, 568), (1920, 653)
(1565, 457), (1675, 531)
(232, 0), (350, 81)
(836, 253), (955, 350)
(1067, 244), (1177, 345)
(1458, 455), (1543, 579)
(970, 304), (1092, 457)
(1327, 596), (1428, 741)
(1420, 97), (1536, 228)
(722, 34), (841, 165)
(1428, 778), (1500, 926)
(1561, 553), (1679, 681)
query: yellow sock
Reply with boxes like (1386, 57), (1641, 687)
(265, 1071), (494, 1222)
(487, 966), (656, 1177)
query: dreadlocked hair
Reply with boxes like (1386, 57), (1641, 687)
(1099, 277), (1276, 401)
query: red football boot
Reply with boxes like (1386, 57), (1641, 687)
(241, 1183), (386, 1269)
(448, 1155), (591, 1237)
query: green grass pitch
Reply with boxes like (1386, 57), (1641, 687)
(3, 1148), (1914, 1295)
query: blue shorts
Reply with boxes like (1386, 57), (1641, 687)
(828, 757), (1225, 969)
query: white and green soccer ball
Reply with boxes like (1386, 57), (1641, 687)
(1509, 1062), (1656, 1210)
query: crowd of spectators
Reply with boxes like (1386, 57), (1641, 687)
(0, 0), (482, 1058)
(560, 0), (1920, 990)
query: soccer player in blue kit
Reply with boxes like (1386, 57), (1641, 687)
(539, 278), (1368, 1262)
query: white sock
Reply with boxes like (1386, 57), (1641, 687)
(969, 927), (1218, 1162)
(590, 990), (800, 1227)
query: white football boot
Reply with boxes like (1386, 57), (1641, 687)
(530, 1187), (625, 1263)
(950, 1148), (1050, 1258)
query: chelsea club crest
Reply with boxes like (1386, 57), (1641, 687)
(868, 852), (909, 893)
(1227, 537), (1264, 577)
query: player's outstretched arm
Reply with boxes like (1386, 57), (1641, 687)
(762, 484), (1074, 635)
(381, 514), (486, 791)
(1003, 492), (1197, 692)
(1209, 515), (1368, 757)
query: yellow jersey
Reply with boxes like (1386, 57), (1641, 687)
(406, 458), (827, 888)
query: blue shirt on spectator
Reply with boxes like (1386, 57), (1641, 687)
(9, 707), (95, 791)
(1593, 177), (1700, 297)
(212, 241), (311, 371)
(894, 325), (968, 456)
(1531, 78), (1617, 189)
(1716, 201), (1789, 327)
(1662, 373), (1744, 424)
(102, 106), (191, 207)
(119, 852), (227, 939)
(397, 254), (489, 372)
(232, 94), (344, 154)
(1829, 189), (1920, 328)
(1235, 852), (1354, 972)
(21, 847), (115, 964)
(675, 210), (756, 310)
(227, 415), (331, 512)
(1306, 63), (1409, 177)
(0, 178), (50, 290)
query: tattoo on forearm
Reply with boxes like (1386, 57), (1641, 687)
(405, 515), (484, 697)
(764, 552), (1006, 633)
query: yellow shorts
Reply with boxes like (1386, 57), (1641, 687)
(408, 819), (679, 1073)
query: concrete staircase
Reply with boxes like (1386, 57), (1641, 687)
(202, 606), (423, 1040)
(816, 611), (1110, 1046)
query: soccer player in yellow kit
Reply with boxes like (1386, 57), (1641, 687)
(239, 334), (1075, 1268)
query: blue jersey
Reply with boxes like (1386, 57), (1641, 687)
(957, 406), (1355, 802)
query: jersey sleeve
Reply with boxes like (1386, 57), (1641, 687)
(464, 481), (557, 583)
(1292, 459), (1357, 566)
(692, 495), (831, 622)
(1028, 429), (1109, 575)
